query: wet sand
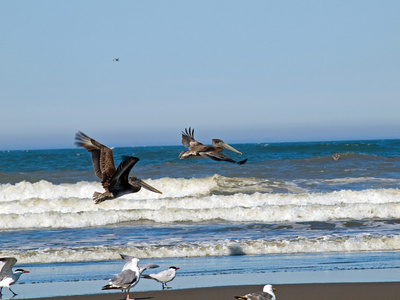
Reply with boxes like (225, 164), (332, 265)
(22, 282), (400, 300)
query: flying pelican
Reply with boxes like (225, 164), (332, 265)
(234, 284), (277, 300)
(142, 266), (179, 290)
(75, 131), (162, 204)
(179, 127), (247, 165)
(102, 254), (158, 300)
(0, 257), (30, 297)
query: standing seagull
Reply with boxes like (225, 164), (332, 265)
(0, 257), (29, 298)
(75, 131), (162, 204)
(179, 128), (247, 165)
(142, 266), (179, 290)
(234, 284), (276, 300)
(102, 254), (157, 300)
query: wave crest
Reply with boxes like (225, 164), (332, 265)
(2, 233), (399, 264)
(1, 177), (400, 229)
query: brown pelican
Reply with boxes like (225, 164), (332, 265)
(0, 257), (30, 297)
(75, 131), (162, 204)
(179, 127), (247, 165)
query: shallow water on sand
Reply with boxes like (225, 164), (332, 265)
(9, 252), (400, 298)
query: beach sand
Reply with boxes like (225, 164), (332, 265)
(21, 282), (400, 300)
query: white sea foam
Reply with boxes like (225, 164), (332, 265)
(1, 176), (400, 265)
(0, 176), (216, 202)
(1, 177), (400, 229)
(2, 233), (399, 264)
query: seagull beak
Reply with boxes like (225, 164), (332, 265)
(24, 270), (30, 273)
(137, 179), (162, 194)
(222, 143), (242, 155)
(273, 288), (276, 291)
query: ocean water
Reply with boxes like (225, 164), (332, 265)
(1, 139), (400, 297)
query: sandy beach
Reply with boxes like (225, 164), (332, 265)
(20, 282), (400, 300)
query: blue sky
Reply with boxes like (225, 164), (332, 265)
(1, 1), (399, 150)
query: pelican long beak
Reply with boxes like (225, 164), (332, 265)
(222, 143), (242, 155)
(137, 179), (162, 194)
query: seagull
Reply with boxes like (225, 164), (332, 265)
(102, 254), (158, 300)
(179, 127), (247, 165)
(234, 284), (276, 300)
(113, 58), (120, 61)
(75, 131), (162, 204)
(142, 266), (179, 290)
(332, 153), (340, 161)
(0, 257), (29, 298)
(139, 263), (159, 274)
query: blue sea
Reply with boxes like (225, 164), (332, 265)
(1, 139), (400, 298)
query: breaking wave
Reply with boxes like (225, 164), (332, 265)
(1, 176), (400, 229)
(3, 233), (400, 264)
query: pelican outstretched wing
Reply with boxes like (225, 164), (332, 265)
(75, 131), (116, 186)
(108, 156), (140, 192)
(199, 152), (235, 163)
(199, 151), (247, 165)
(181, 127), (204, 149)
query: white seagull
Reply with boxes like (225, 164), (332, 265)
(142, 266), (179, 290)
(234, 284), (277, 300)
(102, 254), (158, 300)
(0, 257), (30, 298)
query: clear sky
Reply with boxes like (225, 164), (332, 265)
(1, 0), (399, 150)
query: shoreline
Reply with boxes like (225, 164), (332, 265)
(8, 267), (400, 299)
(20, 282), (400, 300)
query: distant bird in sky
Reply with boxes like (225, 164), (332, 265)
(234, 284), (276, 300)
(179, 127), (247, 165)
(113, 58), (120, 61)
(142, 266), (179, 290)
(75, 131), (162, 204)
(332, 153), (340, 161)
(102, 254), (158, 300)
(0, 257), (30, 298)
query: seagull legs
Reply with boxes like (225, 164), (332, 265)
(124, 289), (135, 300)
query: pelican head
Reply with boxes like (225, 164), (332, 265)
(128, 177), (162, 194)
(212, 139), (242, 154)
